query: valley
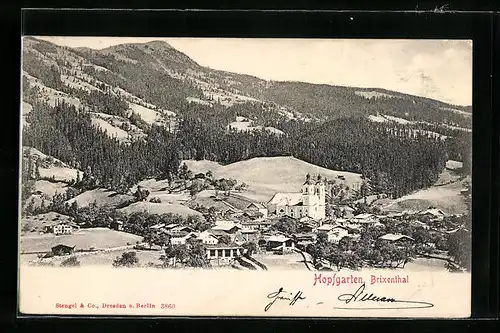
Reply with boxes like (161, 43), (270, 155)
(19, 37), (472, 272)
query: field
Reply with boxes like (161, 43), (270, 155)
(20, 227), (143, 253)
(34, 180), (69, 197)
(183, 156), (363, 202)
(118, 201), (203, 217)
(90, 117), (130, 141)
(129, 102), (164, 125)
(380, 178), (468, 215)
(65, 188), (135, 208)
(24, 146), (82, 183)
(21, 212), (75, 234)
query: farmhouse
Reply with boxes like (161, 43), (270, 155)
(326, 225), (349, 244)
(206, 243), (243, 265)
(267, 174), (326, 220)
(265, 235), (296, 252)
(245, 202), (268, 218)
(211, 224), (242, 234)
(240, 219), (275, 231)
(52, 222), (79, 235)
(197, 231), (219, 245)
(240, 229), (259, 243)
(110, 220), (124, 231)
(418, 208), (447, 220)
(171, 232), (198, 245)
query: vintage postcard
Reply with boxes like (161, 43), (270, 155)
(18, 37), (472, 318)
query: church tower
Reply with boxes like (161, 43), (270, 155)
(315, 174), (326, 219)
(301, 173), (316, 207)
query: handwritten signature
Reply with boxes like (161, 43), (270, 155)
(264, 287), (306, 312)
(265, 284), (433, 312)
(334, 283), (434, 310)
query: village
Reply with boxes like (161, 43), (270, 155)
(20, 169), (470, 272)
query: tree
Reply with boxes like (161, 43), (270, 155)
(61, 256), (80, 267)
(189, 179), (206, 196)
(218, 234), (231, 245)
(185, 238), (209, 268)
(112, 251), (139, 267)
(163, 244), (188, 267)
(133, 185), (150, 202)
(235, 182), (248, 192)
(272, 216), (298, 234)
(242, 241), (258, 256)
(34, 159), (41, 179)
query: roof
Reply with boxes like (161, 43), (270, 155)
(164, 223), (179, 229)
(293, 232), (316, 239)
(241, 229), (258, 234)
(379, 234), (415, 242)
(222, 194), (257, 211)
(303, 177), (316, 185)
(241, 220), (275, 225)
(353, 213), (375, 219)
(51, 244), (75, 250)
(244, 210), (264, 217)
(171, 226), (194, 233)
(246, 202), (266, 209)
(267, 235), (292, 242)
(268, 192), (303, 206)
(211, 224), (242, 231)
(205, 243), (242, 249)
(197, 231), (219, 240)
(419, 208), (446, 217)
(317, 224), (335, 231)
(150, 223), (165, 229)
(171, 232), (198, 240)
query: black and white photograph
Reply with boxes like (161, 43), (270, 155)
(18, 37), (472, 317)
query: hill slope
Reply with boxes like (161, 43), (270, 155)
(184, 156), (363, 202)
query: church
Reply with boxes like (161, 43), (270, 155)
(267, 174), (326, 220)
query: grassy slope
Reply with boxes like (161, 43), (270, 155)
(184, 156), (363, 202)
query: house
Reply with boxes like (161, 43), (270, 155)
(297, 221), (316, 233)
(197, 231), (219, 245)
(240, 229), (259, 243)
(110, 220), (124, 231)
(171, 232), (198, 245)
(335, 205), (355, 218)
(315, 224), (336, 234)
(419, 208), (446, 220)
(378, 233), (415, 244)
(335, 218), (349, 227)
(164, 223), (180, 230)
(51, 244), (75, 256)
(243, 210), (264, 220)
(267, 174), (326, 220)
(240, 219), (275, 231)
(293, 232), (316, 242)
(325, 225), (349, 243)
(265, 235), (296, 252)
(206, 243), (243, 266)
(211, 224), (242, 234)
(245, 202), (268, 218)
(214, 220), (237, 226)
(170, 226), (195, 234)
(53, 223), (75, 235)
(150, 223), (165, 230)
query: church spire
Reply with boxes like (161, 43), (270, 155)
(304, 173), (315, 185)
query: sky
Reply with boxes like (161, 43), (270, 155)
(35, 37), (473, 106)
